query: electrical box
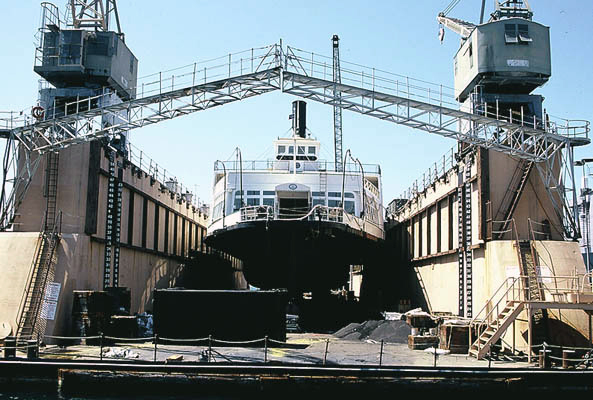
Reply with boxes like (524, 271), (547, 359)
(454, 18), (550, 102)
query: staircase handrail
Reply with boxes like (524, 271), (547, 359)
(469, 276), (521, 328)
(14, 212), (47, 336)
(468, 276), (523, 353)
(15, 210), (62, 337)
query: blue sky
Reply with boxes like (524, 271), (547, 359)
(1, 1), (592, 206)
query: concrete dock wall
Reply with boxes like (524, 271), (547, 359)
(0, 140), (218, 338)
(0, 233), (40, 335)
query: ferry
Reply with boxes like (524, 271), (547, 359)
(206, 101), (384, 298)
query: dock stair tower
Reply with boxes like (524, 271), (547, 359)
(437, 0), (579, 321)
(410, 0), (593, 358)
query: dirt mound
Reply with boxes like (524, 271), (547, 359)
(333, 320), (411, 344)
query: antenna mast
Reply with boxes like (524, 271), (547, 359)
(332, 35), (343, 172)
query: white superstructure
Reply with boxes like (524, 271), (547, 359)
(207, 103), (384, 240)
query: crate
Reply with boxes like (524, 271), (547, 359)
(408, 334), (439, 350)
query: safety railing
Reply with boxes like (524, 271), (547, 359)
(240, 205), (273, 222)
(43, 44), (281, 124)
(125, 141), (204, 210)
(390, 145), (457, 217)
(468, 275), (525, 357)
(214, 159), (381, 175)
(4, 329), (593, 367)
(0, 333), (413, 368)
(284, 45), (590, 142)
(490, 217), (520, 242)
(473, 102), (590, 142)
(528, 218), (553, 241)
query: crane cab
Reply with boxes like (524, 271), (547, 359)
(454, 18), (550, 103)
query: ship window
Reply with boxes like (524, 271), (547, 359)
(212, 201), (223, 220)
(235, 190), (243, 196)
(247, 190), (260, 196)
(313, 199), (325, 206)
(288, 146), (294, 154)
(263, 190), (275, 196)
(328, 192), (342, 198)
(328, 200), (341, 207)
(234, 198), (242, 211)
(298, 146), (306, 155)
(468, 43), (473, 68)
(263, 198), (274, 206)
(517, 24), (532, 43)
(278, 145), (286, 154)
(312, 191), (325, 197)
(344, 201), (355, 214)
(247, 198), (260, 206)
(505, 24), (519, 44)
(344, 192), (355, 199)
(308, 146), (316, 155)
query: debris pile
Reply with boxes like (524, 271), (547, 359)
(333, 320), (411, 344)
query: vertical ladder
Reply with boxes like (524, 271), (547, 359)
(112, 165), (123, 287)
(464, 161), (473, 317)
(495, 160), (533, 238)
(103, 151), (116, 289)
(16, 212), (62, 340)
(43, 152), (59, 231)
(319, 171), (327, 196)
(457, 184), (464, 317)
(457, 158), (473, 317)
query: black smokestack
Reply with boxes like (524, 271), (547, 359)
(292, 100), (307, 138)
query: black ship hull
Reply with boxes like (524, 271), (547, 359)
(205, 220), (383, 295)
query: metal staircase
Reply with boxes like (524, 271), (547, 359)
(517, 240), (549, 346)
(469, 299), (524, 359)
(469, 231), (549, 359)
(16, 211), (62, 340)
(494, 160), (533, 239)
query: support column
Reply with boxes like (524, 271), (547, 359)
(528, 306), (533, 363)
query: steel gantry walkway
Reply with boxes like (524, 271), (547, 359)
(0, 41), (590, 230)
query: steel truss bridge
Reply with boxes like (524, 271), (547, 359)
(0, 42), (590, 235)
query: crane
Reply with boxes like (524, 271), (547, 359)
(437, 0), (533, 43)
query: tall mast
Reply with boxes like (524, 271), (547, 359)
(332, 34), (343, 173)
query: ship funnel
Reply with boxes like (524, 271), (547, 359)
(292, 100), (307, 138)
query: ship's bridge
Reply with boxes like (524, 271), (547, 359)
(274, 137), (319, 161)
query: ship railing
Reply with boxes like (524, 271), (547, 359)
(240, 205), (274, 222)
(214, 159), (381, 175)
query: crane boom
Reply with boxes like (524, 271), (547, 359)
(437, 13), (476, 38)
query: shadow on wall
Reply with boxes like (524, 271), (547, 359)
(140, 258), (184, 313)
(521, 316), (591, 349)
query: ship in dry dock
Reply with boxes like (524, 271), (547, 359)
(206, 100), (384, 306)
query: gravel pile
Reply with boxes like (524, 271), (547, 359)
(333, 320), (411, 344)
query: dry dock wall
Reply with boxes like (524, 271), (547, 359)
(389, 147), (589, 351)
(0, 140), (232, 338)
